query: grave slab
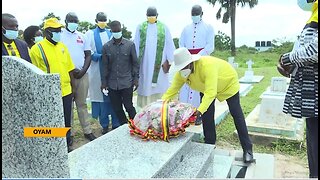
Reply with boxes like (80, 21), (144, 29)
(239, 75), (264, 83)
(68, 125), (194, 179)
(239, 83), (253, 97)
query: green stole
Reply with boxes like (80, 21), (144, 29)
(139, 21), (165, 83)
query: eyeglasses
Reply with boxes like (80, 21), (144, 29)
(7, 44), (16, 56)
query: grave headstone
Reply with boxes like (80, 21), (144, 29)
(243, 76), (304, 144)
(270, 77), (287, 92)
(239, 59), (264, 83)
(2, 56), (70, 178)
(228, 57), (238, 68)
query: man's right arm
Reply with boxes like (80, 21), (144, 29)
(162, 72), (185, 100)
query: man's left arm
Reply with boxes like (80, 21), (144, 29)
(74, 35), (92, 79)
(199, 24), (214, 56)
(197, 64), (218, 114)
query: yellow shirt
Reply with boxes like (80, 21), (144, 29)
(30, 39), (75, 97)
(3, 41), (21, 58)
(162, 56), (240, 114)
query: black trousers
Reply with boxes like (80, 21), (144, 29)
(306, 117), (318, 178)
(108, 87), (137, 125)
(62, 94), (72, 145)
(200, 92), (252, 152)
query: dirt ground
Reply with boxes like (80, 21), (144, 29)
(70, 119), (309, 179)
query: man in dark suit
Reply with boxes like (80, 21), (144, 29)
(2, 13), (31, 62)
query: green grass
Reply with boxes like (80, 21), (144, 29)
(212, 49), (307, 161)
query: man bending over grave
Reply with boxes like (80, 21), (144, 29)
(162, 47), (254, 163)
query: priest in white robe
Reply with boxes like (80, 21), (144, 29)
(134, 6), (175, 108)
(179, 5), (215, 108)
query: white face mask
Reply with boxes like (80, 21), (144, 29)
(180, 69), (191, 78)
(297, 0), (314, 11)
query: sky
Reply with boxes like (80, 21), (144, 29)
(2, 0), (311, 47)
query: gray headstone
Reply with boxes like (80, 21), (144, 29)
(270, 77), (288, 92)
(246, 59), (254, 70)
(2, 56), (70, 178)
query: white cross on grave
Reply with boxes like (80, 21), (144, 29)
(246, 59), (254, 70)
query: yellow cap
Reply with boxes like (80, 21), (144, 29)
(44, 17), (63, 29)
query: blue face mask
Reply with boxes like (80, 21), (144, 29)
(297, 0), (314, 11)
(67, 22), (78, 32)
(192, 15), (201, 24)
(51, 32), (61, 42)
(34, 36), (43, 43)
(112, 32), (122, 39)
(3, 27), (18, 40)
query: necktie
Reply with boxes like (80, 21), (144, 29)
(7, 44), (16, 56)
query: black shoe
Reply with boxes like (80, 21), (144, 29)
(243, 150), (254, 163)
(84, 133), (96, 141)
(68, 136), (74, 146)
(101, 128), (109, 135)
(67, 146), (73, 153)
(194, 116), (202, 126)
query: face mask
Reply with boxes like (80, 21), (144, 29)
(97, 21), (107, 29)
(192, 15), (201, 24)
(34, 36), (43, 43)
(2, 27), (18, 40)
(67, 22), (78, 32)
(147, 16), (157, 24)
(112, 32), (122, 39)
(51, 32), (61, 42)
(180, 69), (191, 78)
(297, 0), (314, 11)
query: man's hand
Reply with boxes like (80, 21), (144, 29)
(162, 60), (171, 74)
(193, 110), (202, 126)
(277, 63), (291, 78)
(101, 85), (107, 91)
(277, 55), (293, 78)
(133, 80), (139, 91)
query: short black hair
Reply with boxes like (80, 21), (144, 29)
(109, 20), (121, 29)
(23, 25), (40, 45)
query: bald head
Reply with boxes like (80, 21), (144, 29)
(96, 12), (107, 22)
(191, 5), (203, 16)
(146, 6), (158, 16)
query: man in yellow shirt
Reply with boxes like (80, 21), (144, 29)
(29, 18), (75, 152)
(162, 47), (254, 163)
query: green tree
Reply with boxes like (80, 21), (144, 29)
(39, 13), (61, 30)
(78, 21), (95, 33)
(207, 0), (258, 56)
(214, 31), (231, 51)
(173, 38), (179, 48)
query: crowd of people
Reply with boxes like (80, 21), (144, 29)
(2, 1), (318, 177)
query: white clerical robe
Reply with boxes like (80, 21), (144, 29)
(134, 22), (175, 107)
(85, 30), (111, 102)
(178, 20), (215, 108)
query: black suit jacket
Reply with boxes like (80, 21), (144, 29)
(2, 39), (31, 63)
